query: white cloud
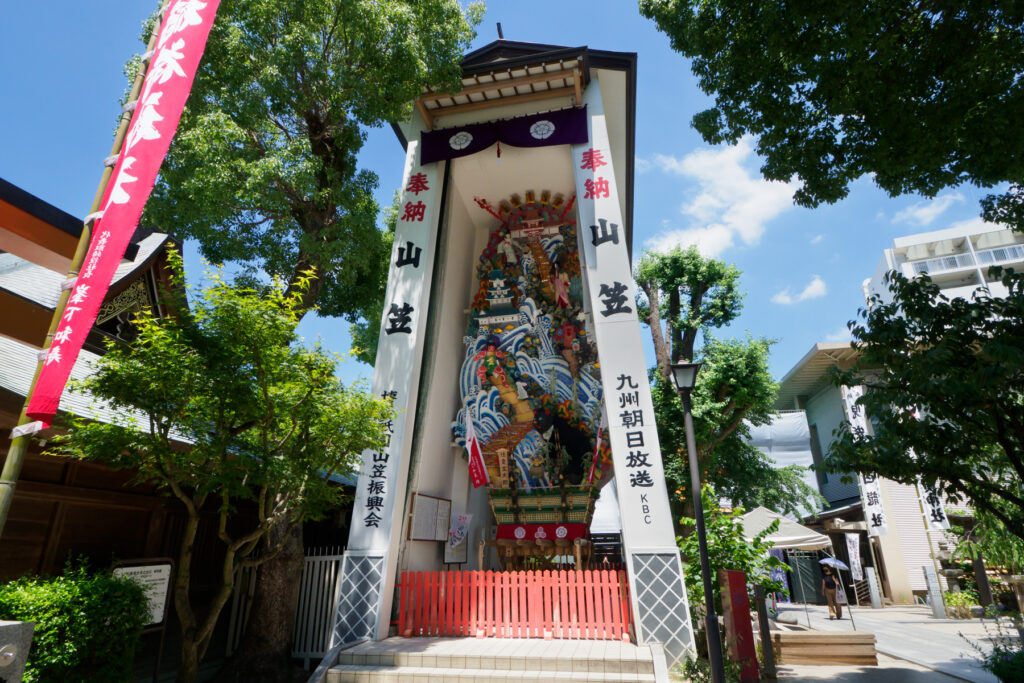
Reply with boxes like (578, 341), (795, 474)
(810, 234), (824, 244)
(893, 192), (963, 226)
(635, 157), (652, 174)
(825, 325), (853, 342)
(947, 216), (988, 232)
(772, 275), (827, 305)
(641, 137), (798, 257)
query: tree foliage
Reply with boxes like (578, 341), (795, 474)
(348, 191), (398, 365)
(678, 485), (787, 627)
(47, 255), (391, 683)
(952, 504), (1024, 575)
(636, 246), (742, 384)
(639, 0), (1024, 229)
(827, 267), (1024, 543)
(144, 0), (482, 320)
(635, 247), (821, 517)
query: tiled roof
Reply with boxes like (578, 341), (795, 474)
(0, 253), (63, 308)
(0, 335), (144, 429)
(0, 231), (169, 311)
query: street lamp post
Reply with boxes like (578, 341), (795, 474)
(671, 360), (725, 683)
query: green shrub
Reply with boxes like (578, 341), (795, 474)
(0, 560), (149, 683)
(944, 590), (980, 619)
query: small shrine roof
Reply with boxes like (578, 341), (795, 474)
(0, 176), (139, 272)
(392, 40), (638, 255)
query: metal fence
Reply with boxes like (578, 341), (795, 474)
(225, 547), (346, 668)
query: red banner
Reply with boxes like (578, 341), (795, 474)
(464, 412), (489, 488)
(26, 0), (221, 424)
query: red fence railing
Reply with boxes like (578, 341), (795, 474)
(397, 569), (632, 641)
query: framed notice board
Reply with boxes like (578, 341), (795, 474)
(409, 493), (451, 542)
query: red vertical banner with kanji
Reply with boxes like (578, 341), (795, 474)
(25, 0), (221, 425)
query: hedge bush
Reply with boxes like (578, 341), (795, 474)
(0, 560), (149, 683)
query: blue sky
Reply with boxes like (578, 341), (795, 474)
(0, 1), (992, 386)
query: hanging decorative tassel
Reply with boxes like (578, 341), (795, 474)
(496, 140), (501, 163)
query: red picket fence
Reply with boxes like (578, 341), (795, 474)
(396, 569), (632, 641)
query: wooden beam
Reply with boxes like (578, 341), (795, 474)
(420, 67), (577, 103)
(0, 290), (52, 349)
(573, 68), (583, 106)
(432, 86), (576, 120)
(414, 98), (434, 131)
(15, 480), (166, 511)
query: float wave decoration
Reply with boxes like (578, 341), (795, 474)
(452, 190), (614, 502)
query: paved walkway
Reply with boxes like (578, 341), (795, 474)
(776, 652), (964, 682)
(775, 603), (999, 683)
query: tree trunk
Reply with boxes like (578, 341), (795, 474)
(175, 512), (201, 683)
(668, 288), (682, 363)
(178, 643), (201, 683)
(218, 522), (306, 683)
(641, 282), (673, 386)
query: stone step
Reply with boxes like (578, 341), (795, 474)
(336, 649), (655, 675)
(326, 665), (657, 682)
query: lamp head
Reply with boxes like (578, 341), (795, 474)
(670, 361), (703, 391)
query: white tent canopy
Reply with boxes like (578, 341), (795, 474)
(740, 506), (832, 551)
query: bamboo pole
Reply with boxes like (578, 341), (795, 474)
(0, 0), (169, 542)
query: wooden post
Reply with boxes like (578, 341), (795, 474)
(719, 569), (759, 682)
(753, 584), (776, 679)
(0, 0), (169, 542)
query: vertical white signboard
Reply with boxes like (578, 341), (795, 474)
(573, 77), (693, 666)
(919, 483), (951, 532)
(840, 385), (889, 536)
(335, 142), (445, 644)
(845, 533), (864, 582)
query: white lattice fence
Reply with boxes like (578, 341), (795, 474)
(224, 547), (345, 668)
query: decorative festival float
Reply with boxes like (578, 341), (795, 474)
(332, 40), (694, 666)
(453, 190), (614, 570)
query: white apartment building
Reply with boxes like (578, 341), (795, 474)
(864, 221), (1024, 305)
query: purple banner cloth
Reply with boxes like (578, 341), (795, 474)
(420, 105), (588, 164)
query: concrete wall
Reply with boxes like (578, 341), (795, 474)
(803, 386), (943, 604)
(803, 385), (860, 505)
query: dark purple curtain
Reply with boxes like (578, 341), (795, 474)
(420, 105), (588, 164)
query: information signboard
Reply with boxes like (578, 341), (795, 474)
(113, 561), (172, 627)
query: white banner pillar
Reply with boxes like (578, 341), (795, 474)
(573, 76), (695, 666)
(333, 142), (446, 645)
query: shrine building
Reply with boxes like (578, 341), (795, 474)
(332, 40), (694, 668)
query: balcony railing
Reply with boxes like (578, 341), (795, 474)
(908, 243), (1024, 277)
(975, 244), (1024, 266)
(911, 252), (975, 275)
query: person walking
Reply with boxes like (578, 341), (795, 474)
(822, 566), (843, 619)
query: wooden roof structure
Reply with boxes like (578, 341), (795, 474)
(392, 39), (639, 253)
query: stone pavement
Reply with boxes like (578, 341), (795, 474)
(776, 652), (964, 682)
(775, 603), (999, 683)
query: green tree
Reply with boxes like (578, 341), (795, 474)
(952, 504), (1024, 575)
(139, 1), (480, 673)
(639, 0), (1024, 230)
(678, 486), (787, 630)
(47, 258), (391, 683)
(349, 191), (398, 365)
(635, 247), (821, 518)
(144, 0), (481, 325)
(826, 268), (1024, 544)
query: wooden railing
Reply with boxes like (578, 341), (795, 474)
(397, 569), (632, 641)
